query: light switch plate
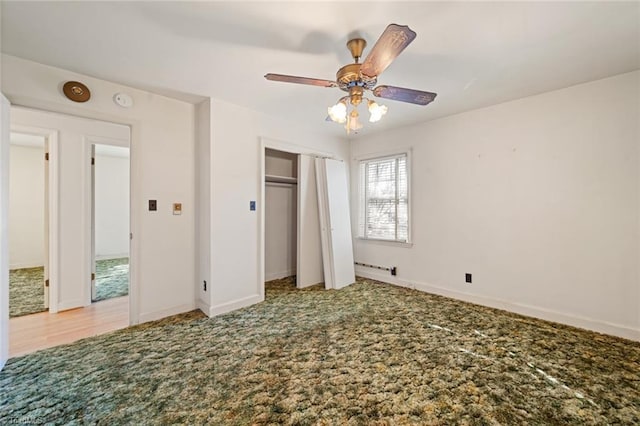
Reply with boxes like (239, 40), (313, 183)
(173, 203), (182, 215)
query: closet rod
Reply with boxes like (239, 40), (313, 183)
(265, 174), (297, 184)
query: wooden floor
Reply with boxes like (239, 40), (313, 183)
(9, 296), (129, 358)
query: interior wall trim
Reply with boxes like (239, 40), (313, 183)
(209, 294), (263, 318)
(356, 269), (640, 342)
(139, 302), (195, 324)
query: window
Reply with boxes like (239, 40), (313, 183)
(358, 153), (409, 242)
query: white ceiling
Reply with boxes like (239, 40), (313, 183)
(2, 1), (639, 138)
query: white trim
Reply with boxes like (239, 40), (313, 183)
(265, 270), (296, 281)
(11, 123), (59, 314)
(1, 94), (10, 369)
(138, 302), (195, 324)
(10, 105), (139, 325)
(82, 136), (92, 307)
(85, 134), (131, 307)
(356, 269), (640, 342)
(196, 299), (211, 317)
(57, 298), (86, 312)
(356, 149), (412, 244)
(209, 294), (263, 317)
(95, 253), (129, 260)
(355, 237), (414, 248)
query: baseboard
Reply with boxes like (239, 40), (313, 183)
(139, 302), (196, 324)
(209, 294), (263, 317)
(196, 298), (211, 317)
(95, 254), (129, 261)
(265, 270), (295, 281)
(57, 299), (87, 312)
(356, 269), (640, 342)
(10, 262), (44, 270)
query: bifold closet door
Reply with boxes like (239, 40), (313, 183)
(296, 155), (323, 288)
(315, 158), (355, 290)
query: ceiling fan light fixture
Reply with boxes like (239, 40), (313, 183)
(265, 24), (437, 134)
(328, 100), (347, 123)
(345, 108), (363, 134)
(368, 100), (388, 123)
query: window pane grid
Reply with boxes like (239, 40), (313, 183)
(359, 154), (408, 242)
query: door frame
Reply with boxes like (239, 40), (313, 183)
(10, 123), (59, 313)
(258, 137), (334, 300)
(9, 105), (139, 324)
(85, 136), (131, 306)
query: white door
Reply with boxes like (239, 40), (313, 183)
(315, 158), (355, 290)
(43, 138), (50, 309)
(90, 144), (96, 301)
(296, 155), (323, 288)
(0, 94), (10, 369)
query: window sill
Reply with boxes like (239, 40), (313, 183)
(355, 237), (413, 248)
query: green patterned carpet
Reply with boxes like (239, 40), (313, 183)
(9, 258), (129, 317)
(8, 267), (46, 318)
(1, 277), (638, 424)
(93, 257), (129, 302)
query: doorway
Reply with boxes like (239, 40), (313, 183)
(6, 107), (132, 357)
(264, 148), (298, 284)
(7, 131), (49, 318)
(91, 143), (130, 303)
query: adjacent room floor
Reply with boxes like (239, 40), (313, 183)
(8, 295), (129, 358)
(1, 277), (638, 424)
(9, 257), (129, 317)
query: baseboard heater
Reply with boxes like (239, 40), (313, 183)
(354, 262), (397, 276)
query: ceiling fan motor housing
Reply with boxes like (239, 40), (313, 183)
(336, 63), (377, 92)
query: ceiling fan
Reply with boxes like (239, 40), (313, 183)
(265, 24), (437, 134)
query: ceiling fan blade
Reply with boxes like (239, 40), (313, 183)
(360, 24), (417, 78)
(373, 85), (437, 106)
(264, 73), (337, 88)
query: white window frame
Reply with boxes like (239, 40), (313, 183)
(357, 150), (412, 245)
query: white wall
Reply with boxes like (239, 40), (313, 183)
(95, 149), (129, 259)
(2, 54), (196, 323)
(9, 143), (44, 269)
(1, 93), (11, 369)
(202, 99), (349, 316)
(265, 183), (297, 280)
(351, 71), (640, 340)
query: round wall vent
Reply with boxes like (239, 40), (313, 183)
(63, 81), (91, 103)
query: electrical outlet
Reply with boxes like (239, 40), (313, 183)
(250, 201), (256, 211)
(148, 200), (157, 211)
(465, 273), (472, 283)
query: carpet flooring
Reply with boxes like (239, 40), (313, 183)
(9, 258), (129, 317)
(1, 277), (638, 424)
(8, 267), (46, 318)
(93, 258), (130, 302)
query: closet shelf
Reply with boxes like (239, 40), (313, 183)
(265, 174), (297, 184)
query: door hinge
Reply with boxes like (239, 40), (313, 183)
(45, 152), (49, 161)
(91, 273), (95, 281)
(130, 233), (133, 240)
(45, 279), (49, 287)
(91, 157), (95, 165)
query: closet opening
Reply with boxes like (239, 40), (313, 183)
(264, 148), (298, 286)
